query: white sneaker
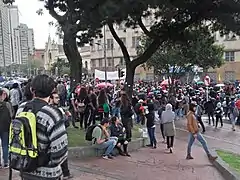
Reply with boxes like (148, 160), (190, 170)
(102, 155), (109, 160)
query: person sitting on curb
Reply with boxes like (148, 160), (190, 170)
(92, 118), (117, 160)
(109, 116), (131, 157)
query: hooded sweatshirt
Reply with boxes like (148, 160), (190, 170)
(161, 104), (175, 124)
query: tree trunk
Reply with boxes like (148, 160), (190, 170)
(63, 33), (82, 90)
(125, 64), (135, 100)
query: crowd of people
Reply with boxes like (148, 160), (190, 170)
(0, 75), (240, 179)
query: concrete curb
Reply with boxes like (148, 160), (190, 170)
(68, 138), (148, 159)
(211, 150), (240, 180)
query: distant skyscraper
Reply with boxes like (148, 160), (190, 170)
(19, 23), (28, 65)
(8, 5), (21, 64)
(27, 28), (35, 55)
(0, 1), (11, 67)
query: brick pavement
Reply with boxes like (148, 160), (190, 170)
(0, 137), (224, 180)
(0, 118), (230, 180)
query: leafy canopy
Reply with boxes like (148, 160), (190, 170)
(139, 26), (224, 77)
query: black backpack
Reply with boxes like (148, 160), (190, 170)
(85, 125), (102, 141)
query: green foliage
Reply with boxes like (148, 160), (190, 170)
(51, 58), (69, 76)
(139, 26), (224, 78)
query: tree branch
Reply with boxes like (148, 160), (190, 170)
(108, 22), (131, 64)
(48, 0), (66, 23)
(138, 17), (158, 38)
(131, 39), (163, 68)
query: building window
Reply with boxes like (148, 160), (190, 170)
(97, 40), (102, 50)
(225, 71), (235, 82)
(107, 58), (114, 67)
(107, 39), (114, 49)
(98, 58), (103, 67)
(132, 36), (140, 48)
(225, 51), (235, 61)
(120, 57), (125, 65)
(85, 61), (88, 69)
(92, 59), (96, 68)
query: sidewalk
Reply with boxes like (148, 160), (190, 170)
(0, 138), (224, 180)
(68, 138), (223, 180)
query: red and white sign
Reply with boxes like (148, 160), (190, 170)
(204, 75), (211, 86)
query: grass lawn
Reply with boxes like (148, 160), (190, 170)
(216, 150), (240, 174)
(67, 125), (142, 147)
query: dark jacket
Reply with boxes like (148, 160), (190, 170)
(0, 101), (12, 132)
(120, 105), (133, 119)
(110, 123), (124, 138)
(215, 107), (223, 117)
(146, 111), (155, 128)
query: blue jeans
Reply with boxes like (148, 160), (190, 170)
(0, 132), (9, 164)
(96, 139), (117, 156)
(147, 127), (157, 146)
(187, 132), (210, 155)
(112, 107), (120, 118)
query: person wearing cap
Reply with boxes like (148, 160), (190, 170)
(92, 118), (117, 160)
(186, 103), (217, 161)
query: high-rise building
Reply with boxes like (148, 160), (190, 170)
(8, 5), (21, 64)
(27, 28), (34, 55)
(0, 1), (11, 67)
(19, 23), (28, 64)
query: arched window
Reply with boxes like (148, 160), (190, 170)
(85, 61), (88, 69)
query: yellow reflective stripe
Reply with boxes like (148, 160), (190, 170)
(9, 147), (38, 158)
(16, 112), (37, 148)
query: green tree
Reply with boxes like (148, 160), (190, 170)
(139, 27), (224, 87)
(4, 0), (240, 97)
(50, 58), (70, 76)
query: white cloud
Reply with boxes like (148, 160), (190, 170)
(15, 0), (57, 49)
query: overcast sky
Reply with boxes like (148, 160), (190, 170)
(15, 0), (57, 49)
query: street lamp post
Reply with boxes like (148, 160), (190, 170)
(95, 25), (107, 83)
(103, 25), (107, 83)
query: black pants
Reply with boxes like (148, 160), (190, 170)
(13, 105), (18, 118)
(216, 115), (223, 127)
(59, 93), (66, 107)
(160, 124), (165, 140)
(208, 112), (215, 125)
(166, 136), (174, 149)
(197, 116), (205, 132)
(88, 109), (96, 126)
(116, 139), (128, 153)
(70, 109), (78, 127)
(80, 110), (91, 130)
(122, 118), (132, 142)
(61, 159), (70, 177)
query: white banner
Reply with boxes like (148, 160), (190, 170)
(95, 69), (126, 80)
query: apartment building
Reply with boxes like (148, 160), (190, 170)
(0, 1), (11, 67)
(89, 20), (154, 81)
(208, 32), (240, 82)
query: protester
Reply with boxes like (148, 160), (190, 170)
(145, 103), (157, 149)
(161, 103), (176, 153)
(15, 75), (68, 180)
(109, 116), (130, 156)
(92, 118), (117, 160)
(186, 103), (217, 161)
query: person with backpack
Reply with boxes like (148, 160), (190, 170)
(89, 118), (117, 160)
(10, 75), (68, 180)
(0, 88), (13, 168)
